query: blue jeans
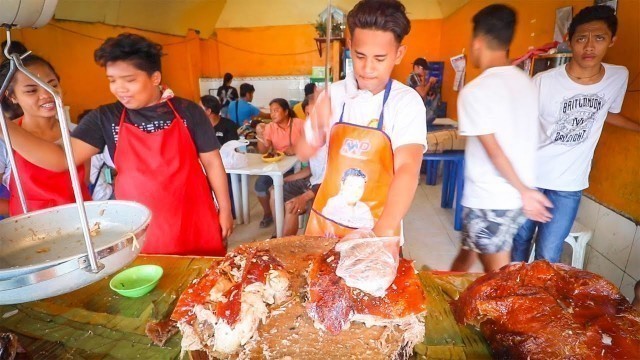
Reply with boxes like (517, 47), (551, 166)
(0, 185), (8, 220)
(512, 189), (582, 263)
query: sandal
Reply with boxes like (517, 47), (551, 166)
(259, 216), (273, 228)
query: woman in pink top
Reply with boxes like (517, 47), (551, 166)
(257, 98), (303, 154)
(254, 98), (304, 228)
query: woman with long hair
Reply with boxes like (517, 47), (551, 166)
(0, 54), (90, 216)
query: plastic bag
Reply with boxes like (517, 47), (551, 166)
(220, 139), (249, 169)
(335, 230), (401, 297)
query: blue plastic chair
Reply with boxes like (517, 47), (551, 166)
(422, 151), (464, 231)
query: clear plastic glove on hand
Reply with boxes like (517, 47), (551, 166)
(304, 89), (332, 148)
(335, 229), (401, 297)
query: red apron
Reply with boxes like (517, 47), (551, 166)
(9, 118), (90, 216)
(113, 100), (224, 256)
(305, 80), (398, 238)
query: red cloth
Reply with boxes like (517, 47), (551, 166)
(8, 118), (90, 216)
(114, 100), (224, 256)
(512, 41), (560, 66)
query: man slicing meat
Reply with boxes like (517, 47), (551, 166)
(301, 0), (427, 241)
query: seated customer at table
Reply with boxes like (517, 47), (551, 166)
(293, 83), (316, 119)
(270, 143), (327, 237)
(227, 83), (269, 126)
(270, 97), (323, 237)
(200, 95), (239, 146)
(407, 57), (440, 125)
(201, 95), (239, 218)
(254, 98), (304, 228)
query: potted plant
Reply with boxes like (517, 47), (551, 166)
(314, 15), (343, 38)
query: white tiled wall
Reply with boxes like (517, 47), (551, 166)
(199, 76), (311, 108)
(576, 195), (639, 302)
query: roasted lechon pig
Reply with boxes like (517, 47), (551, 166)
(453, 261), (640, 359)
(154, 236), (427, 359)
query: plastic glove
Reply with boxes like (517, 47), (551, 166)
(304, 89), (332, 148)
(335, 229), (401, 297)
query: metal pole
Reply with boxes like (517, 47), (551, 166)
(4, 40), (102, 273)
(0, 31), (29, 214)
(325, 1), (332, 91)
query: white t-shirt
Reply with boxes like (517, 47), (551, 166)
(534, 63), (628, 191)
(309, 145), (327, 186)
(90, 148), (114, 201)
(458, 66), (538, 210)
(329, 74), (428, 151)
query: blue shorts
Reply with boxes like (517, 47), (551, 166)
(254, 170), (295, 197)
(254, 175), (273, 197)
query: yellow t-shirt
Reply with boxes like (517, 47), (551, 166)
(292, 102), (305, 120)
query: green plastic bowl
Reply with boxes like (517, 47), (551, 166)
(109, 265), (163, 298)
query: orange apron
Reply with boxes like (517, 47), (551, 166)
(305, 80), (398, 238)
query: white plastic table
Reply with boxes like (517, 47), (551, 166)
(225, 154), (300, 237)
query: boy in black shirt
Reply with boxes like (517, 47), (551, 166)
(4, 33), (233, 255)
(200, 95), (239, 146)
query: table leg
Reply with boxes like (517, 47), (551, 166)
(427, 160), (439, 185)
(447, 160), (457, 208)
(241, 174), (249, 225)
(441, 161), (451, 208)
(272, 175), (285, 237)
(230, 174), (243, 224)
(454, 159), (465, 231)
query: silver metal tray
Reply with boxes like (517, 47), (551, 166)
(0, 201), (151, 304)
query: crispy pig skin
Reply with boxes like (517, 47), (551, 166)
(171, 266), (224, 324)
(171, 248), (282, 325)
(0, 333), (18, 360)
(145, 319), (179, 347)
(306, 250), (354, 334)
(453, 261), (640, 359)
(216, 250), (285, 326)
(307, 250), (426, 335)
(162, 248), (285, 353)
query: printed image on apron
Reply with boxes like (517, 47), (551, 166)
(321, 168), (374, 229)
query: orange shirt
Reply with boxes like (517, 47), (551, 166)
(263, 118), (304, 152)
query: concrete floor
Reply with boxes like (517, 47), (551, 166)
(226, 174), (483, 273)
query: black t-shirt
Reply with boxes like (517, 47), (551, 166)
(72, 97), (220, 161)
(214, 117), (240, 146)
(216, 85), (238, 107)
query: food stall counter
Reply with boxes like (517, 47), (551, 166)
(0, 256), (491, 359)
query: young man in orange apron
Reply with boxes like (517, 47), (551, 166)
(304, 0), (427, 240)
(4, 34), (233, 256)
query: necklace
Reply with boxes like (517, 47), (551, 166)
(566, 64), (603, 80)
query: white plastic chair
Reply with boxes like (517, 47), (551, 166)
(528, 222), (593, 269)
